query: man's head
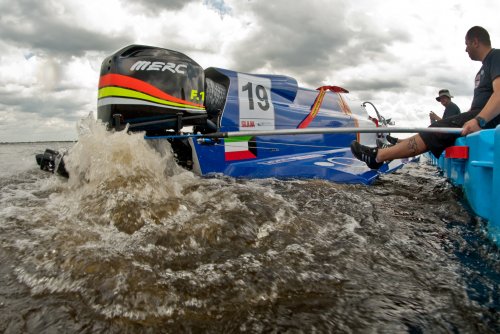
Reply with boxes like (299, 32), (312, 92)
(436, 89), (453, 106)
(465, 26), (491, 61)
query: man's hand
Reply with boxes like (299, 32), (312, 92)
(429, 111), (440, 123)
(461, 118), (481, 136)
(463, 78), (500, 135)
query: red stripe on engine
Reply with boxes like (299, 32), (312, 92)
(98, 73), (204, 108)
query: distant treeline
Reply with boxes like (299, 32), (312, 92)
(0, 141), (77, 144)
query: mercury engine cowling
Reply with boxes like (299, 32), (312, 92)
(97, 45), (212, 135)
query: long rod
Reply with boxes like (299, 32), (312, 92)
(144, 126), (463, 140)
(203, 127), (463, 138)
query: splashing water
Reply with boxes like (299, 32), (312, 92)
(10, 116), (308, 326)
(0, 118), (498, 333)
(61, 115), (195, 233)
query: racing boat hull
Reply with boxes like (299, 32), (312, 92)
(37, 45), (412, 184)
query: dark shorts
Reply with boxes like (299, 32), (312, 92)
(420, 109), (480, 158)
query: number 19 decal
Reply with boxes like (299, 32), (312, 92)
(238, 73), (275, 130)
(241, 82), (270, 111)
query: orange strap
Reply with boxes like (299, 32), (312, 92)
(297, 85), (350, 128)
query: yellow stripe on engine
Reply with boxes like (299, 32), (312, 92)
(98, 87), (205, 110)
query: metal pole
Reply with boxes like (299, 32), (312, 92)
(203, 127), (463, 138)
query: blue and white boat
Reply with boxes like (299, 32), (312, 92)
(37, 45), (413, 184)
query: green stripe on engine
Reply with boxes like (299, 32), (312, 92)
(98, 87), (205, 110)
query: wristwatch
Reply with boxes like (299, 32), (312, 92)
(475, 116), (487, 128)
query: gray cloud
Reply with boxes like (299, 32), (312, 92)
(0, 89), (89, 122)
(343, 78), (407, 92)
(121, 0), (231, 17)
(120, 0), (196, 15)
(229, 0), (410, 87)
(0, 0), (131, 141)
(0, 1), (132, 58)
(0, 0), (494, 142)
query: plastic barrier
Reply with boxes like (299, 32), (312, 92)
(491, 126), (500, 244)
(463, 130), (494, 220)
(445, 138), (468, 186)
(426, 125), (500, 246)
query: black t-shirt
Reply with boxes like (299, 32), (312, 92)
(471, 48), (500, 110)
(443, 101), (460, 119)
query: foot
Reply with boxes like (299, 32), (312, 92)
(376, 138), (394, 149)
(350, 140), (384, 170)
(386, 134), (399, 145)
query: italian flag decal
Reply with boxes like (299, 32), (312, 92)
(224, 136), (257, 161)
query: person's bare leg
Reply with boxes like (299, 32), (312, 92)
(376, 134), (428, 162)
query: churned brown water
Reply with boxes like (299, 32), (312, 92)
(0, 120), (498, 333)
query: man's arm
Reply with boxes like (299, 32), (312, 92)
(462, 77), (500, 135)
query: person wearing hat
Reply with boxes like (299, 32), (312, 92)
(386, 89), (462, 145)
(429, 89), (461, 123)
(351, 26), (500, 170)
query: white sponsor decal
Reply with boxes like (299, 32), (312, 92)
(130, 61), (187, 74)
(238, 73), (275, 130)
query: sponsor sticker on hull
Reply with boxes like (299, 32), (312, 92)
(237, 73), (275, 131)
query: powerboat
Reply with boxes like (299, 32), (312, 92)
(36, 45), (411, 184)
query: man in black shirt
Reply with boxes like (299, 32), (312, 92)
(387, 89), (462, 145)
(352, 26), (500, 169)
(430, 89), (461, 122)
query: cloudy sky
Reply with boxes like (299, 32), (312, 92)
(1, 0), (499, 142)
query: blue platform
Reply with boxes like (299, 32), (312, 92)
(426, 125), (500, 246)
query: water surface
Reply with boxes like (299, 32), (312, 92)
(0, 124), (498, 333)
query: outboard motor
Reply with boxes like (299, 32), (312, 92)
(35, 45), (230, 177)
(97, 45), (209, 135)
(35, 149), (68, 177)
